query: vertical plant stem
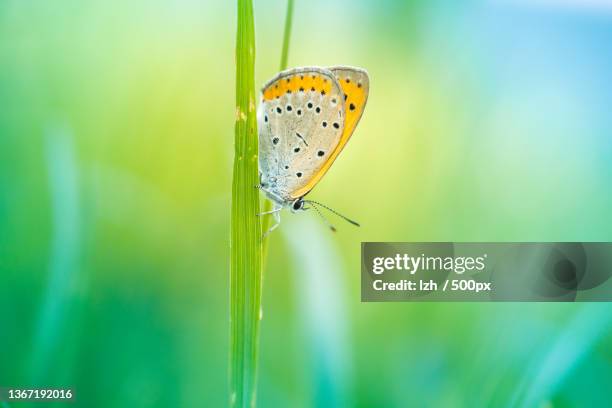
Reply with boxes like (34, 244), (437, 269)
(279, 0), (294, 71)
(262, 0), (295, 259)
(230, 0), (261, 406)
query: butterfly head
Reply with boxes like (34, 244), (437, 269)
(290, 197), (306, 213)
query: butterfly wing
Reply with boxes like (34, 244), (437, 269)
(289, 66), (369, 199)
(258, 67), (346, 203)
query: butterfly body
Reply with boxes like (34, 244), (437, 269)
(257, 66), (369, 233)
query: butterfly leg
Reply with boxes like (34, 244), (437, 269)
(256, 207), (282, 217)
(262, 205), (282, 239)
(254, 172), (265, 189)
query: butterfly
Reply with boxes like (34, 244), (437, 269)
(257, 66), (369, 235)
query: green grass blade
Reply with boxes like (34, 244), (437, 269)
(279, 0), (294, 72)
(230, 0), (262, 406)
(231, 1), (294, 404)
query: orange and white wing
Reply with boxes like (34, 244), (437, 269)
(289, 66), (369, 199)
(258, 67), (346, 203)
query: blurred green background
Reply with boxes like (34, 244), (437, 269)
(1, 0), (611, 406)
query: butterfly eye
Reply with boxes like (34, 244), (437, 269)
(293, 200), (303, 210)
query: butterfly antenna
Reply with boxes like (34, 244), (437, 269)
(307, 202), (337, 232)
(305, 200), (360, 227)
